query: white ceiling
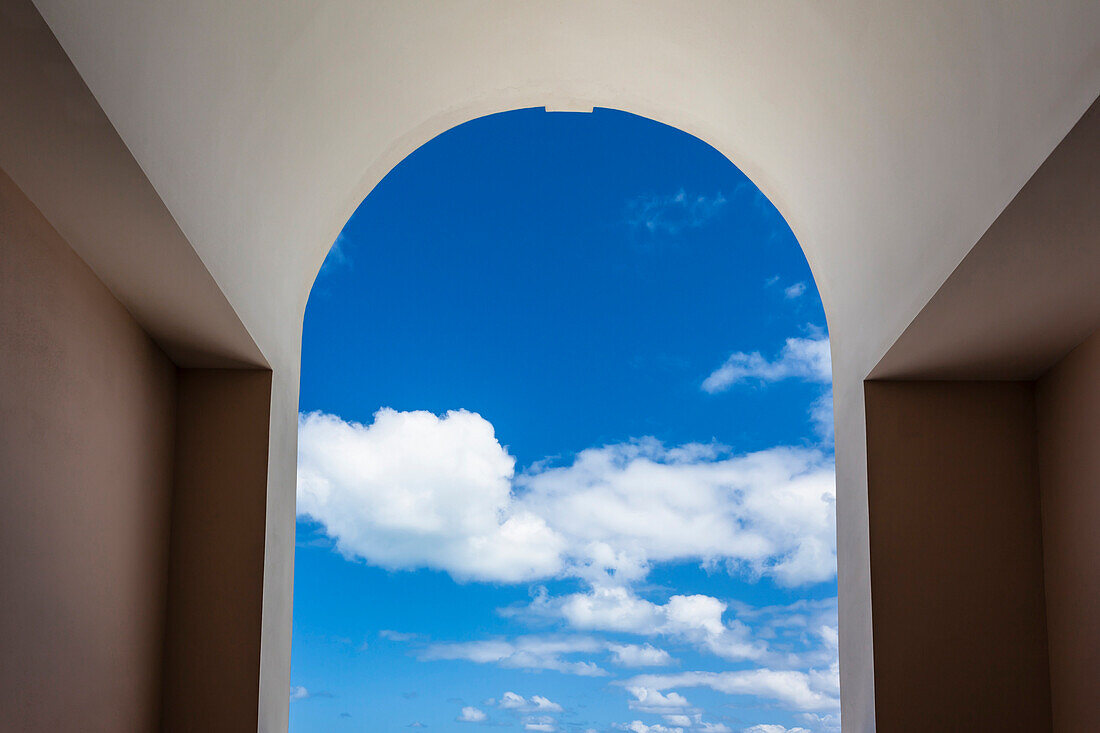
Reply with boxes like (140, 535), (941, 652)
(28, 0), (1100, 381)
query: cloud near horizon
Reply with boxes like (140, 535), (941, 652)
(621, 664), (840, 713)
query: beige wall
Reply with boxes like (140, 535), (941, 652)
(0, 169), (177, 728)
(865, 381), (1053, 732)
(1038, 329), (1100, 731)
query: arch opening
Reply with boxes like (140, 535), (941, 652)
(292, 107), (838, 733)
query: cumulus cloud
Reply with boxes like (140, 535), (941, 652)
(421, 636), (607, 677)
(609, 643), (674, 667)
(298, 413), (837, 590)
(515, 440), (835, 587)
(289, 686), (310, 701)
(627, 190), (726, 235)
(744, 726), (811, 733)
(702, 336), (831, 393)
(622, 667), (841, 713)
(457, 706), (488, 723)
(297, 409), (565, 583)
(522, 587), (768, 663)
(524, 717), (558, 731)
(626, 686), (692, 715)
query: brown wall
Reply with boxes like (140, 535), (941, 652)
(865, 381), (1052, 731)
(161, 370), (272, 732)
(1037, 329), (1100, 731)
(0, 169), (177, 728)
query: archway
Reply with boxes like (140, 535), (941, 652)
(293, 108), (837, 733)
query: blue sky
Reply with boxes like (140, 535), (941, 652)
(292, 108), (837, 733)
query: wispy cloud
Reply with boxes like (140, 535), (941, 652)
(319, 231), (352, 275)
(702, 335), (831, 394)
(609, 643), (675, 668)
(627, 190), (726, 235)
(495, 691), (564, 713)
(620, 666), (840, 713)
(783, 282), (807, 299)
(615, 722), (687, 733)
(420, 636), (608, 677)
(289, 685), (332, 702)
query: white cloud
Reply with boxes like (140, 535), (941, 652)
(743, 726), (811, 733)
(497, 692), (564, 713)
(617, 722), (684, 733)
(524, 716), (558, 731)
(627, 190), (726, 235)
(793, 713), (841, 733)
(783, 282), (807, 299)
(516, 440), (837, 588)
(457, 706), (488, 723)
(536, 587), (768, 663)
(530, 696), (562, 713)
(664, 715), (693, 727)
(421, 636), (607, 677)
(289, 686), (310, 701)
(609, 643), (674, 667)
(299, 413), (837, 589)
(622, 668), (841, 713)
(626, 686), (692, 714)
(698, 723), (733, 733)
(702, 336), (831, 393)
(725, 597), (839, 671)
(809, 390), (834, 442)
(616, 723), (681, 733)
(297, 409), (565, 583)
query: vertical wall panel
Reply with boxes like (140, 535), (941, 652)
(1037, 330), (1100, 731)
(161, 369), (272, 732)
(0, 169), (177, 730)
(865, 381), (1052, 731)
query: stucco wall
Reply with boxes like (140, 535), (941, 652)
(1038, 329), (1100, 731)
(865, 381), (1053, 732)
(0, 168), (177, 728)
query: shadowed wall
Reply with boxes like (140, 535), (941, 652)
(1038, 329), (1100, 730)
(0, 168), (176, 728)
(865, 381), (1053, 732)
(160, 369), (272, 732)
